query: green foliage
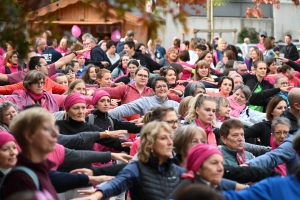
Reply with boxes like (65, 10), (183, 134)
(238, 27), (259, 43)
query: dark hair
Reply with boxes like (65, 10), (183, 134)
(264, 37), (274, 50)
(286, 34), (292, 39)
(4, 50), (18, 63)
(225, 45), (238, 58)
(127, 59), (140, 68)
(278, 64), (292, 73)
(269, 36), (275, 40)
(224, 60), (235, 72)
(173, 39), (181, 48)
(151, 76), (169, 90)
(126, 30), (135, 37)
(182, 40), (190, 48)
(220, 119), (244, 138)
(28, 56), (45, 70)
(46, 37), (56, 46)
(170, 63), (183, 80)
(124, 41), (135, 49)
(178, 50), (190, 62)
(195, 44), (207, 51)
(106, 40), (116, 50)
(224, 50), (236, 60)
(253, 61), (266, 69)
(224, 68), (237, 76)
(159, 66), (177, 78)
(265, 58), (276, 74)
(217, 76), (234, 91)
(143, 106), (175, 124)
(81, 64), (98, 84)
(266, 96), (286, 121)
(198, 50), (212, 61)
(206, 41), (213, 51)
(135, 66), (150, 76)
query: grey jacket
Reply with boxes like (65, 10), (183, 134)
(108, 95), (179, 119)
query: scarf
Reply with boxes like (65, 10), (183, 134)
(6, 62), (18, 69)
(26, 90), (44, 101)
(195, 118), (217, 146)
(227, 96), (246, 118)
(236, 148), (247, 164)
(121, 65), (127, 74)
(216, 114), (225, 122)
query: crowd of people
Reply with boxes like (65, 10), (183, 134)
(1, 29), (300, 200)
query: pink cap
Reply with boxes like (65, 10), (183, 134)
(64, 93), (86, 111)
(92, 90), (110, 106)
(186, 143), (223, 172)
(0, 130), (17, 149)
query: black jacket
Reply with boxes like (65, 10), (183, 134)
(244, 120), (272, 146)
(281, 109), (298, 134)
(86, 109), (141, 133)
(243, 74), (278, 112)
(284, 43), (299, 61)
(131, 51), (162, 73)
(86, 45), (111, 68)
(42, 47), (62, 64)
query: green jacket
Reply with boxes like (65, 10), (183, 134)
(220, 145), (255, 166)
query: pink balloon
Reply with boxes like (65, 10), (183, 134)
(111, 30), (121, 42)
(71, 25), (81, 37)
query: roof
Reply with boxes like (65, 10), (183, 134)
(26, 0), (165, 23)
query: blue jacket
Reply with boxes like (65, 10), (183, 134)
(222, 175), (300, 200)
(96, 161), (185, 199)
(246, 135), (300, 174)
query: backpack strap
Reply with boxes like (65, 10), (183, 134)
(4, 66), (10, 74)
(1, 166), (40, 194)
(107, 116), (114, 131)
(88, 114), (94, 125)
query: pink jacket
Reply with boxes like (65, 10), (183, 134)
(47, 143), (65, 170)
(100, 83), (153, 104)
(270, 136), (286, 176)
(176, 61), (196, 80)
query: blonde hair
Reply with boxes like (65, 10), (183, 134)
(64, 79), (87, 95)
(138, 121), (173, 163)
(173, 125), (207, 156)
(178, 96), (193, 116)
(194, 60), (210, 81)
(186, 93), (215, 122)
(10, 107), (55, 151)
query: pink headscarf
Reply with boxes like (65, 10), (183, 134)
(64, 92), (86, 111)
(92, 90), (110, 106)
(0, 130), (17, 149)
(76, 54), (84, 59)
(186, 143), (223, 172)
(0, 130), (21, 152)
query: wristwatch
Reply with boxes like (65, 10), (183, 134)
(72, 51), (77, 56)
(105, 130), (110, 138)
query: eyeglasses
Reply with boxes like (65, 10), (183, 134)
(156, 85), (168, 89)
(260, 35), (266, 38)
(274, 131), (288, 136)
(137, 74), (148, 78)
(11, 56), (18, 59)
(165, 119), (180, 126)
(32, 81), (45, 86)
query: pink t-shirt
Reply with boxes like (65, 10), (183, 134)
(256, 42), (265, 53)
(130, 138), (140, 156)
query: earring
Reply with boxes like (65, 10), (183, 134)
(150, 149), (153, 153)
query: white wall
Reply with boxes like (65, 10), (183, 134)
(158, 14), (273, 47)
(273, 1), (300, 41)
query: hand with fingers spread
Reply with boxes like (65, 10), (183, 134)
(111, 153), (132, 163)
(70, 168), (94, 176)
